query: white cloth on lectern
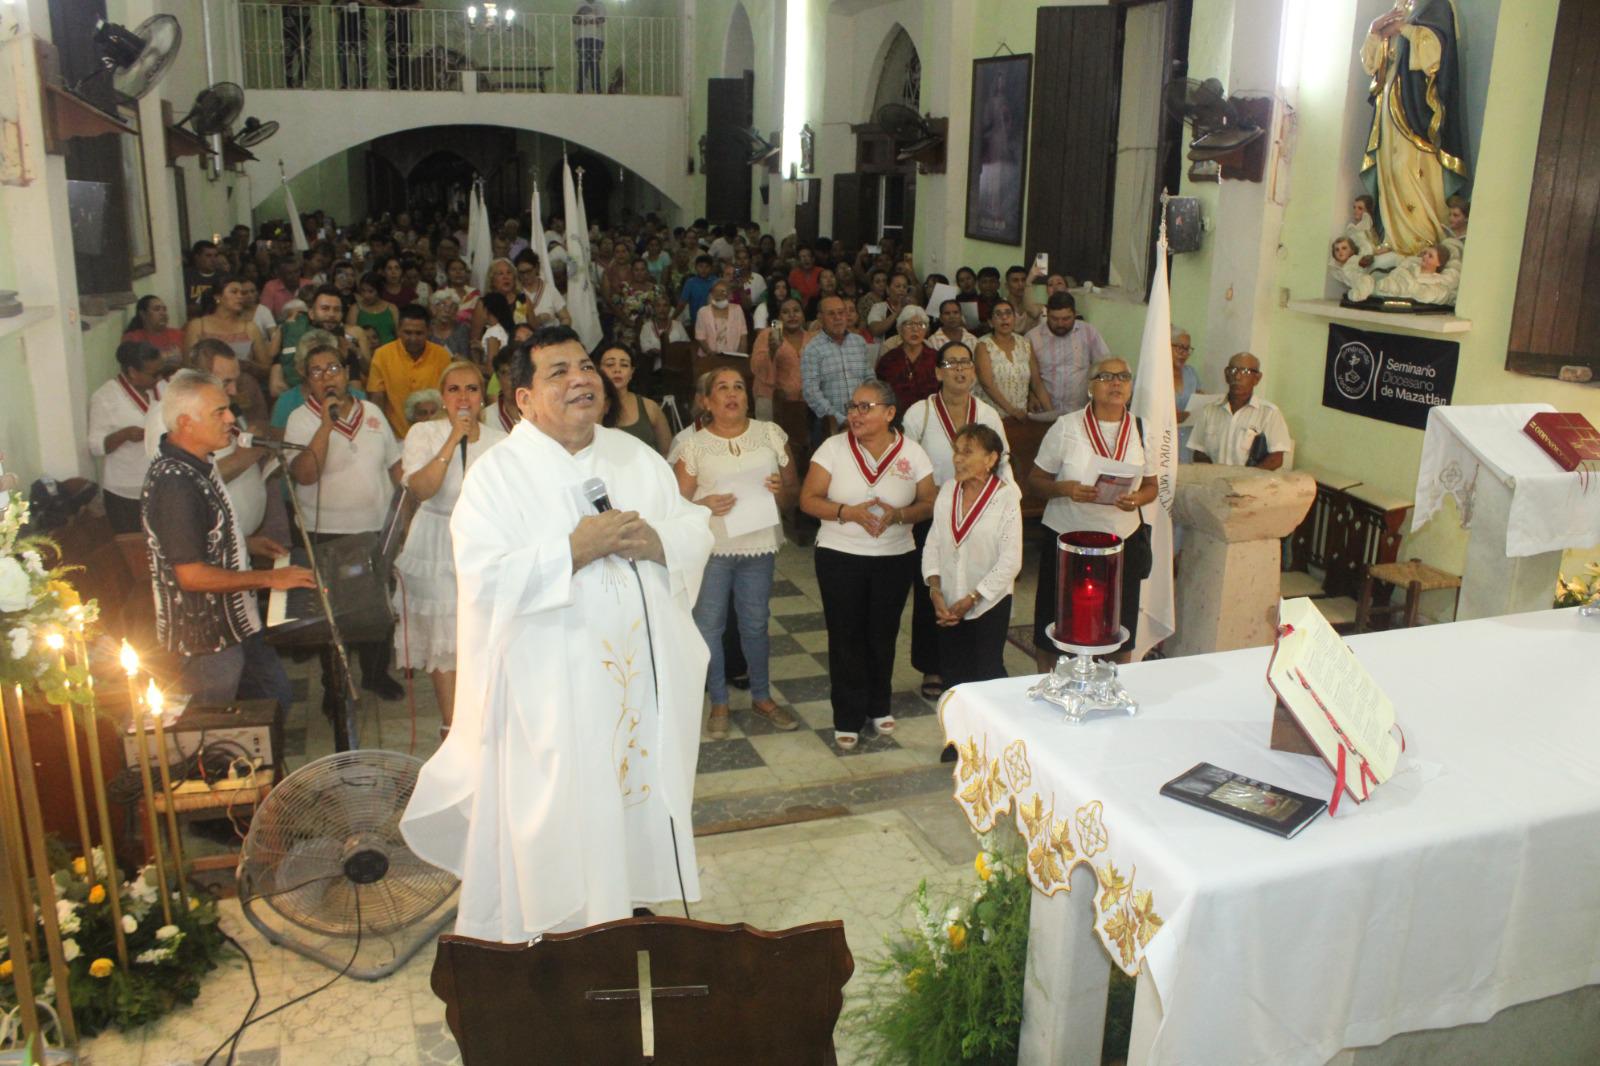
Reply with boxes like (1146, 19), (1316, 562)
(399, 421), (713, 942)
(1413, 403), (1600, 557)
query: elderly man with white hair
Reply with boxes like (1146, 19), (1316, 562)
(141, 370), (314, 713)
(874, 304), (942, 411)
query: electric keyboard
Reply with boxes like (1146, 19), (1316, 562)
(265, 532), (394, 646)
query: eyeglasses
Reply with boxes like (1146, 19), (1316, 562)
(1090, 371), (1133, 383)
(844, 401), (890, 414)
(1171, 343), (1192, 352)
(306, 364), (346, 379)
(1225, 366), (1262, 378)
(939, 359), (975, 369)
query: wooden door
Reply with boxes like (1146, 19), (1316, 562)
(706, 77), (753, 225)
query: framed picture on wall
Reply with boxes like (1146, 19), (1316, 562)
(964, 53), (1033, 246)
(121, 128), (156, 278)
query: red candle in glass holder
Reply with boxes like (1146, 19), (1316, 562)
(1056, 531), (1124, 648)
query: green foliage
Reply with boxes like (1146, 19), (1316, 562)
(0, 847), (230, 1037)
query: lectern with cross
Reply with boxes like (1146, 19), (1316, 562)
(431, 915), (854, 1064)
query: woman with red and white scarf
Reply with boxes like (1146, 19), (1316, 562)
(1027, 357), (1158, 666)
(88, 340), (166, 532)
(799, 379), (936, 749)
(899, 341), (1010, 699)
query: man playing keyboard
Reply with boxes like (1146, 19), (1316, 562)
(142, 370), (315, 713)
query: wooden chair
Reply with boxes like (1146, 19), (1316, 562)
(659, 341), (697, 416)
(433, 916), (854, 1065)
(1353, 558), (1462, 632)
(1004, 416), (1051, 520)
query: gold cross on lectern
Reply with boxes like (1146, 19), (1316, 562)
(583, 949), (710, 1061)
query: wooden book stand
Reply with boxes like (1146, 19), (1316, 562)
(432, 916), (854, 1065)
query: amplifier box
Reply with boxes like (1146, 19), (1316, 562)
(122, 698), (282, 774)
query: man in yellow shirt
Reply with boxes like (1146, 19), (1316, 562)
(366, 303), (452, 437)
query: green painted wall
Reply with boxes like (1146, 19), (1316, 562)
(256, 148), (369, 229)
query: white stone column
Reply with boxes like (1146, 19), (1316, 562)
(1169, 464), (1316, 656)
(1018, 862), (1110, 1066)
(1456, 471), (1564, 621)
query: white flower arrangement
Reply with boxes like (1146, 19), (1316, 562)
(55, 898), (81, 936)
(62, 938), (80, 962)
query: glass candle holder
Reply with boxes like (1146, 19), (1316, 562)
(1056, 531), (1125, 648)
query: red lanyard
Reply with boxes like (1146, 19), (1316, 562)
(305, 396), (362, 441)
(932, 393), (975, 445)
(952, 475), (1001, 546)
(847, 432), (904, 486)
(1084, 408), (1131, 460)
(117, 374), (156, 413)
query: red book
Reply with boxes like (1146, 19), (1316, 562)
(1523, 412), (1600, 474)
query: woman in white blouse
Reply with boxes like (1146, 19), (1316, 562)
(974, 299), (1049, 421)
(923, 422), (1022, 699)
(901, 340), (1011, 699)
(1025, 357), (1158, 666)
(693, 279), (749, 358)
(392, 361), (507, 734)
(675, 368), (800, 740)
(798, 380), (937, 749)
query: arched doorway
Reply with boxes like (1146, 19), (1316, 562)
(834, 25), (921, 252)
(872, 26), (921, 115)
(543, 150), (618, 231)
(724, 3), (755, 79)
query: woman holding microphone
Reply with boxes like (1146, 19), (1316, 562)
(392, 360), (508, 734)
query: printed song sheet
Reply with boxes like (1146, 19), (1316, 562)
(709, 466), (780, 539)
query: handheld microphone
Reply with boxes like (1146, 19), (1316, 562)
(254, 438), (309, 451)
(580, 477), (612, 513)
(456, 409), (472, 468)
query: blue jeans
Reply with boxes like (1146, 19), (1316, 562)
(177, 633), (294, 717)
(692, 553), (776, 704)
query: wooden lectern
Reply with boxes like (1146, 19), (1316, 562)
(432, 916), (855, 1065)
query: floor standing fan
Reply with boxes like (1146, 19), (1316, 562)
(237, 751), (457, 980)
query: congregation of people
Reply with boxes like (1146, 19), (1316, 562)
(114, 205), (1298, 762)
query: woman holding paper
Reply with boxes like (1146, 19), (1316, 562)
(675, 368), (800, 740)
(694, 280), (750, 359)
(799, 380), (938, 749)
(1026, 357), (1158, 666)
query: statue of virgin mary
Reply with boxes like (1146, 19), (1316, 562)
(1359, 0), (1470, 256)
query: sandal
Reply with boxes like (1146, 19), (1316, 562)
(871, 716), (896, 735)
(921, 676), (944, 699)
(750, 699), (799, 732)
(707, 705), (731, 741)
(833, 731), (859, 750)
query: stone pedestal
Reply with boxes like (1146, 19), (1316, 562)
(1169, 465), (1316, 657)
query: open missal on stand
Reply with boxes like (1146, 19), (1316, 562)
(1160, 763), (1327, 838)
(1267, 597), (1404, 814)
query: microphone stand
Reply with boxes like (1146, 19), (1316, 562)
(280, 441), (361, 753)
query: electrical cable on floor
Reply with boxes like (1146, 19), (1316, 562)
(201, 879), (363, 1066)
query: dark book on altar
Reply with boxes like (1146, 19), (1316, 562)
(1160, 762), (1327, 839)
(1523, 412), (1600, 474)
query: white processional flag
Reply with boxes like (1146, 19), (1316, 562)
(280, 164), (309, 253)
(465, 183), (493, 293)
(561, 154), (604, 350)
(530, 184), (555, 296)
(1130, 230), (1178, 662)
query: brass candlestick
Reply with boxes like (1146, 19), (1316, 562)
(0, 684), (37, 956)
(3, 685), (80, 1045)
(0, 816), (46, 1063)
(84, 637), (129, 967)
(132, 679), (173, 927)
(146, 683), (188, 910)
(45, 632), (97, 874)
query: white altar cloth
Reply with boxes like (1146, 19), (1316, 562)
(1412, 403), (1600, 556)
(941, 608), (1600, 1066)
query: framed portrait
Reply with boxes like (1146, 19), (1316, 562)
(964, 54), (1033, 246)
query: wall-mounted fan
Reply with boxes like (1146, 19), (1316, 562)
(175, 81), (245, 138)
(737, 128), (781, 168)
(1163, 77), (1266, 172)
(874, 103), (947, 172)
(72, 15), (182, 101)
(231, 116), (280, 150)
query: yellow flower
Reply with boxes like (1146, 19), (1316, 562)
(71, 857), (87, 877)
(905, 966), (924, 991)
(0, 960), (12, 979)
(946, 922), (967, 951)
(48, 581), (80, 609)
(87, 884), (105, 905)
(975, 852), (993, 882)
(88, 958), (114, 979)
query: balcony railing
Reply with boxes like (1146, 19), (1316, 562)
(239, 4), (682, 97)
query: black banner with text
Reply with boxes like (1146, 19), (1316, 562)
(1322, 324), (1458, 430)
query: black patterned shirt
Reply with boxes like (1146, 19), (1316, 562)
(141, 438), (262, 656)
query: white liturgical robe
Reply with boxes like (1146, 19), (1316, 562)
(400, 421), (713, 942)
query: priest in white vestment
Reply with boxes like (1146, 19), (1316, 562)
(401, 325), (714, 942)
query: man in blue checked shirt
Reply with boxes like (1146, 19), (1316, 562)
(801, 295), (873, 447)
